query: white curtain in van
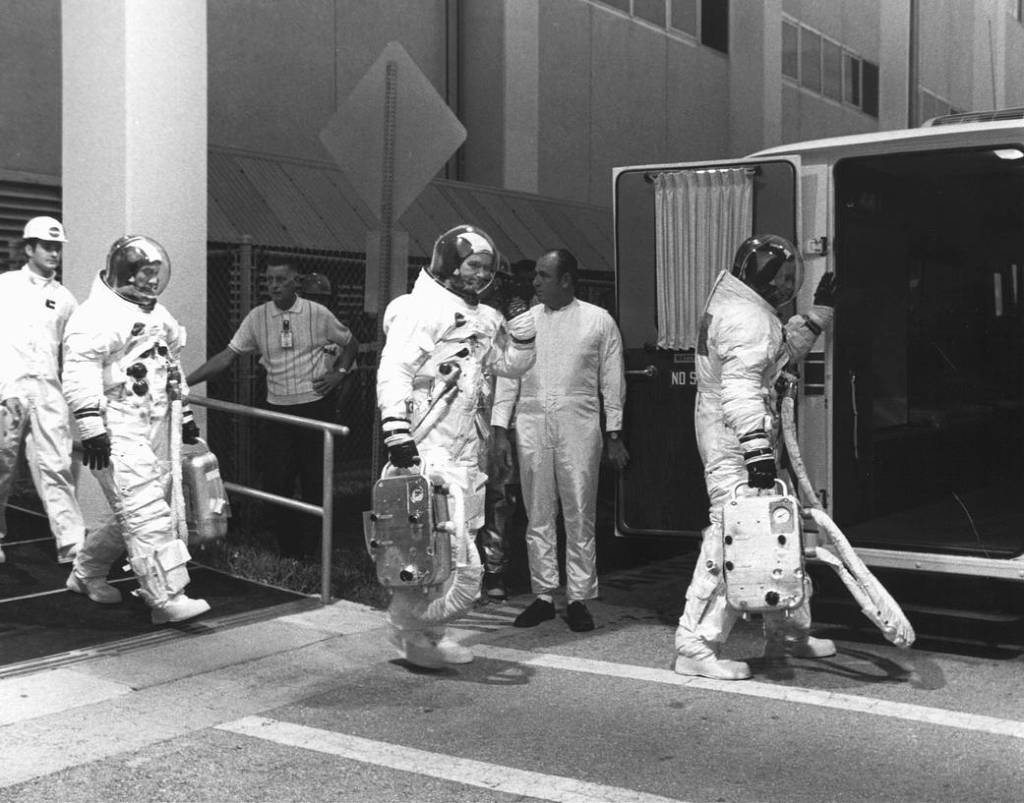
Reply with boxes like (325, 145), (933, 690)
(654, 168), (753, 349)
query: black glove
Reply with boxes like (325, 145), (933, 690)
(182, 420), (200, 444)
(745, 455), (777, 489)
(387, 436), (419, 469)
(82, 433), (111, 470)
(813, 273), (839, 307)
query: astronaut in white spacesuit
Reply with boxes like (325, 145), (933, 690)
(62, 235), (209, 624)
(377, 224), (536, 668)
(0, 216), (86, 565)
(674, 234), (839, 680)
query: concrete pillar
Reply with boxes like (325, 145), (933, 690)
(503, 0), (539, 193)
(973, 0), (1005, 111)
(879, 0), (911, 130)
(61, 0), (207, 521)
(729, 0), (782, 154)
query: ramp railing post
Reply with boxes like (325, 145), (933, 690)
(321, 428), (335, 604)
(186, 395), (349, 607)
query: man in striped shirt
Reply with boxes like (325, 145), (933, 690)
(187, 262), (358, 558)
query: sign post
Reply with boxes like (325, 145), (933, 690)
(319, 41), (467, 480)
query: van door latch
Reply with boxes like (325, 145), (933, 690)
(805, 236), (829, 256)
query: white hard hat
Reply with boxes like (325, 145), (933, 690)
(23, 216), (67, 243)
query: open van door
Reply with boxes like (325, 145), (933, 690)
(613, 157), (801, 539)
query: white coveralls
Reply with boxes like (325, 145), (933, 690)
(493, 298), (625, 603)
(0, 265), (85, 554)
(378, 270), (535, 645)
(675, 271), (834, 656)
(62, 277), (196, 608)
(476, 375), (518, 577)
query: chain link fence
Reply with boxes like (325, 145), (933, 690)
(202, 239), (614, 509)
(203, 238), (430, 543)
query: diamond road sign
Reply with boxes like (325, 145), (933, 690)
(319, 41), (466, 222)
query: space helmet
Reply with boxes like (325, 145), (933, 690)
(427, 224), (501, 302)
(731, 234), (804, 309)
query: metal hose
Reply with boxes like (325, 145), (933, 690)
(780, 380), (915, 648)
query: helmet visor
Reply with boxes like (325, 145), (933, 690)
(106, 236), (171, 300)
(428, 225), (500, 300)
(732, 234), (804, 308)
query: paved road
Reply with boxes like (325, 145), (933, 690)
(2, 555), (1024, 802)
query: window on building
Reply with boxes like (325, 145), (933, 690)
(800, 28), (822, 93)
(670, 0), (697, 35)
(783, 18), (877, 119)
(782, 20), (799, 79)
(634, 0), (666, 27)
(700, 0), (728, 53)
(0, 181), (62, 273)
(844, 52), (861, 106)
(822, 38), (842, 101)
(590, 1), (727, 55)
(597, 0), (631, 12)
(862, 59), (879, 117)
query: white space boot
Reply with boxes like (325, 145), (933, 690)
(151, 594), (210, 624)
(389, 629), (446, 669)
(764, 633), (837, 660)
(66, 571), (123, 604)
(434, 634), (474, 664)
(674, 641), (751, 681)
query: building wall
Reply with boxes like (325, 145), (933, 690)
(207, 0), (449, 163)
(1, 1), (61, 177)
(458, 0), (507, 188)
(5, 1), (1024, 209)
(535, 1), (735, 204)
(1006, 9), (1024, 103)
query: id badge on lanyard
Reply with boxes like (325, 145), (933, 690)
(280, 317), (294, 349)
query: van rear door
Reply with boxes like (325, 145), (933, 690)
(613, 157), (801, 538)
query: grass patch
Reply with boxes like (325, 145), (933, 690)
(192, 537), (389, 609)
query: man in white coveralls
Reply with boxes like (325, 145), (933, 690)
(0, 217), (87, 565)
(492, 248), (628, 633)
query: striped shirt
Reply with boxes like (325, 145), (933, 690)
(228, 297), (353, 405)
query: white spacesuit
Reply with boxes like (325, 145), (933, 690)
(0, 217), (86, 564)
(674, 234), (838, 680)
(62, 235), (209, 624)
(377, 224), (536, 668)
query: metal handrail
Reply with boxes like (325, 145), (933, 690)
(186, 394), (350, 604)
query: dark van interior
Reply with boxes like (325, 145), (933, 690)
(835, 146), (1024, 557)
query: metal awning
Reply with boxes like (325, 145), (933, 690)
(208, 146), (613, 272)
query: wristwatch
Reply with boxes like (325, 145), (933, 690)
(607, 431), (620, 441)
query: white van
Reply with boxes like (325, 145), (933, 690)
(613, 110), (1024, 581)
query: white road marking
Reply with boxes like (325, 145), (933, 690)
(475, 644), (1024, 740)
(0, 669), (132, 726)
(217, 715), (688, 803)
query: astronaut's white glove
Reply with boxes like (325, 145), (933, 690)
(507, 310), (536, 346)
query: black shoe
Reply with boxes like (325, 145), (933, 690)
(513, 598), (556, 628)
(483, 573), (507, 601)
(567, 601), (595, 632)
